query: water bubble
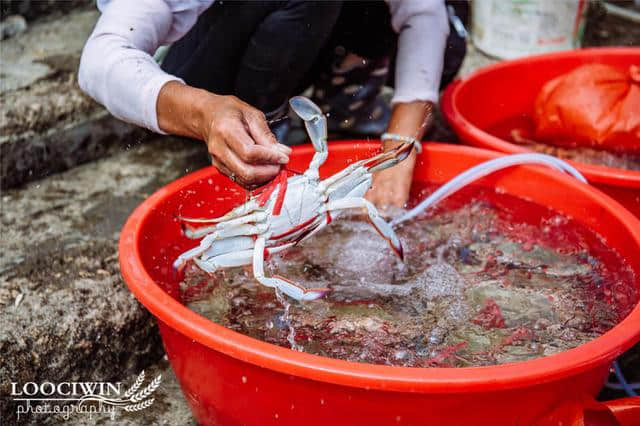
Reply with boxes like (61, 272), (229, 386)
(394, 350), (408, 360)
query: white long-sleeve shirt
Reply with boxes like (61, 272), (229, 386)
(78, 0), (449, 134)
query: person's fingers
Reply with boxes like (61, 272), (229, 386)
(218, 143), (281, 188)
(209, 155), (234, 179)
(221, 119), (289, 165)
(243, 108), (292, 155)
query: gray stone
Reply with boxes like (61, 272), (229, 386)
(0, 9), (97, 94)
(1, 1), (91, 23)
(1, 136), (208, 424)
(0, 8), (143, 190)
(0, 15), (28, 40)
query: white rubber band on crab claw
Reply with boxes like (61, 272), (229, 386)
(391, 153), (587, 227)
(381, 132), (422, 154)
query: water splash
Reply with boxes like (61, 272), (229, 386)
(275, 288), (303, 352)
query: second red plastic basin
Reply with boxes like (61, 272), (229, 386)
(119, 142), (640, 425)
(441, 47), (640, 217)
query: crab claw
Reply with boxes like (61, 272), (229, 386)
(367, 209), (404, 261)
(289, 95), (323, 121)
(325, 197), (404, 262)
(365, 142), (414, 173)
(289, 96), (327, 154)
(271, 275), (331, 301)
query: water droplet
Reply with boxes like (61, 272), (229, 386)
(241, 376), (247, 384)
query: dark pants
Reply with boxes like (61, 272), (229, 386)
(162, 1), (466, 116)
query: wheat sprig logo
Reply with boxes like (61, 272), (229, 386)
(77, 371), (162, 412)
(123, 398), (155, 412)
(124, 371), (145, 398)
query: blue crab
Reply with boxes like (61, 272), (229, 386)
(174, 96), (414, 301)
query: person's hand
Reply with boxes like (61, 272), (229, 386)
(201, 95), (291, 188)
(366, 146), (417, 212)
(157, 81), (291, 189)
(365, 101), (433, 213)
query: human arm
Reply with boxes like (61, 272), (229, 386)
(78, 0), (288, 187)
(367, 0), (449, 209)
(366, 101), (434, 209)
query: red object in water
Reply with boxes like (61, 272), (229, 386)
(119, 142), (640, 426)
(473, 298), (506, 329)
(533, 63), (640, 152)
(425, 342), (468, 368)
(501, 327), (533, 347)
(441, 47), (640, 218)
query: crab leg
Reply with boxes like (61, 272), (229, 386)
(194, 249), (255, 273)
(289, 96), (328, 179)
(179, 199), (262, 225)
(173, 223), (268, 270)
(182, 212), (268, 239)
(325, 197), (404, 260)
(201, 235), (255, 260)
(253, 236), (330, 301)
(319, 161), (366, 192)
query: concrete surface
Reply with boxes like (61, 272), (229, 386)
(0, 8), (143, 189)
(1, 137), (208, 424)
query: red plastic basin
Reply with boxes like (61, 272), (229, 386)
(119, 142), (640, 425)
(441, 47), (640, 217)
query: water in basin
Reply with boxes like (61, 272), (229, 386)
(181, 184), (637, 367)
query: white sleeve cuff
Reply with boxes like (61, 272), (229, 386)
(391, 89), (439, 105)
(141, 73), (185, 134)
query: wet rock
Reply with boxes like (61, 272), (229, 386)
(0, 8), (144, 189)
(0, 137), (208, 424)
(0, 15), (27, 39)
(0, 9), (98, 95)
(495, 241), (591, 278)
(1, 1), (91, 23)
(465, 280), (556, 327)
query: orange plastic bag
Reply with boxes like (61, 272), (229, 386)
(533, 63), (640, 153)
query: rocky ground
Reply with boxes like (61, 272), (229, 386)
(1, 137), (208, 424)
(1, 2), (639, 425)
(0, 6), (143, 189)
